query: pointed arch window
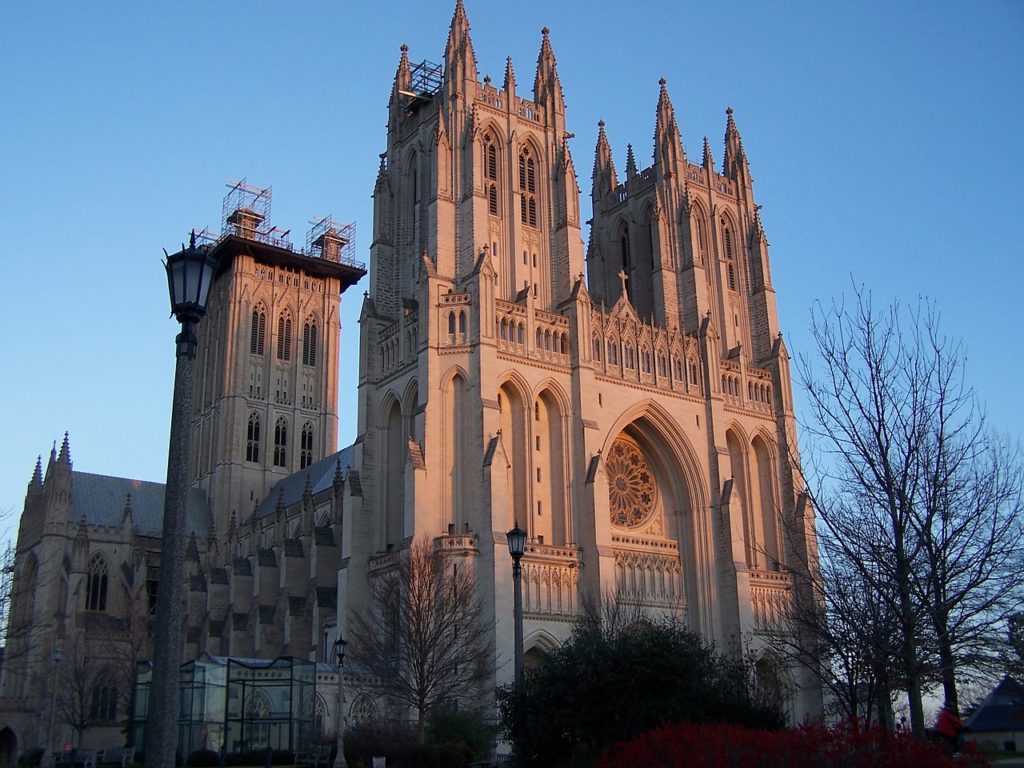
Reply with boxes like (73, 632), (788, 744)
(86, 553), (108, 611)
(300, 422), (314, 470)
(302, 320), (318, 367)
(277, 312), (293, 361)
(722, 219), (737, 291)
(250, 307), (267, 356)
(273, 417), (288, 468)
(91, 682), (118, 722)
(247, 413), (261, 462)
(696, 216), (708, 260)
(484, 133), (499, 216)
(519, 147), (538, 227)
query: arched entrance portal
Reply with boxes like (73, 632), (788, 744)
(602, 407), (705, 628)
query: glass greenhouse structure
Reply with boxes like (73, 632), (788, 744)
(134, 655), (317, 760)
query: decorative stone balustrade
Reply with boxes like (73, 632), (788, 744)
(749, 569), (792, 632)
(721, 359), (773, 413)
(613, 548), (685, 610)
(521, 542), (581, 619)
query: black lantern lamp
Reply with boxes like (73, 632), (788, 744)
(164, 231), (218, 355)
(506, 523), (527, 562)
(506, 521), (527, 685)
(332, 635), (349, 667)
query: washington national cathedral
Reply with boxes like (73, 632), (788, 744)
(0, 1), (822, 758)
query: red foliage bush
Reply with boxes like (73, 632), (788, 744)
(597, 721), (989, 768)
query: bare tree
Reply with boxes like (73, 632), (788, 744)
(350, 537), (494, 741)
(55, 634), (102, 746)
(797, 286), (1024, 736)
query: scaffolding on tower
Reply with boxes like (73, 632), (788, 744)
(306, 216), (358, 268)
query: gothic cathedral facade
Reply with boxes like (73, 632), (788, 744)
(347, 0), (820, 720)
(0, 1), (821, 758)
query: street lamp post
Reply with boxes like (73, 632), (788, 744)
(332, 636), (348, 768)
(48, 645), (62, 767)
(145, 233), (218, 768)
(505, 523), (527, 686)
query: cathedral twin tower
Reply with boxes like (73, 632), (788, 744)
(351, 0), (819, 717)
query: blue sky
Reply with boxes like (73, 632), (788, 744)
(1, 1), (1022, 539)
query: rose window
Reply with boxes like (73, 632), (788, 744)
(606, 437), (656, 528)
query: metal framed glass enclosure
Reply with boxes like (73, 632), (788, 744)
(134, 655), (316, 760)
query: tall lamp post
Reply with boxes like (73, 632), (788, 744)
(506, 523), (527, 686)
(332, 636), (348, 768)
(145, 233), (218, 768)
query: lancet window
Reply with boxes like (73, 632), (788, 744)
(277, 311), (293, 361)
(250, 306), (267, 355)
(519, 147), (537, 227)
(246, 413), (261, 462)
(86, 553), (108, 611)
(302, 320), (318, 367)
(273, 417), (288, 468)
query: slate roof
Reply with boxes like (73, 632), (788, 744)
(69, 471), (211, 538)
(965, 676), (1024, 733)
(255, 445), (354, 519)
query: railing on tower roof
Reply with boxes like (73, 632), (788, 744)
(410, 59), (443, 97)
(305, 216), (360, 268)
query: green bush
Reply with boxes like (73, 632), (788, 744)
(343, 709), (492, 768)
(427, 708), (492, 764)
(498, 615), (784, 767)
(16, 749), (44, 768)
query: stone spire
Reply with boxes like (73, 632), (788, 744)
(28, 456), (43, 494)
(57, 431), (72, 468)
(625, 143), (637, 179)
(443, 0), (478, 86)
(702, 136), (714, 171)
(503, 56), (516, 96)
(533, 26), (565, 117)
(395, 44), (412, 95)
(722, 107), (749, 181)
(592, 120), (619, 198)
(333, 458), (344, 495)
(653, 77), (685, 169)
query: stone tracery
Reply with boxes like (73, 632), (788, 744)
(606, 437), (657, 529)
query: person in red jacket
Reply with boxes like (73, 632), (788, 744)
(936, 706), (964, 751)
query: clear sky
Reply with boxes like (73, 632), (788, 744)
(1, 1), (1022, 540)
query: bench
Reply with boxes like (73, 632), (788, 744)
(98, 747), (136, 768)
